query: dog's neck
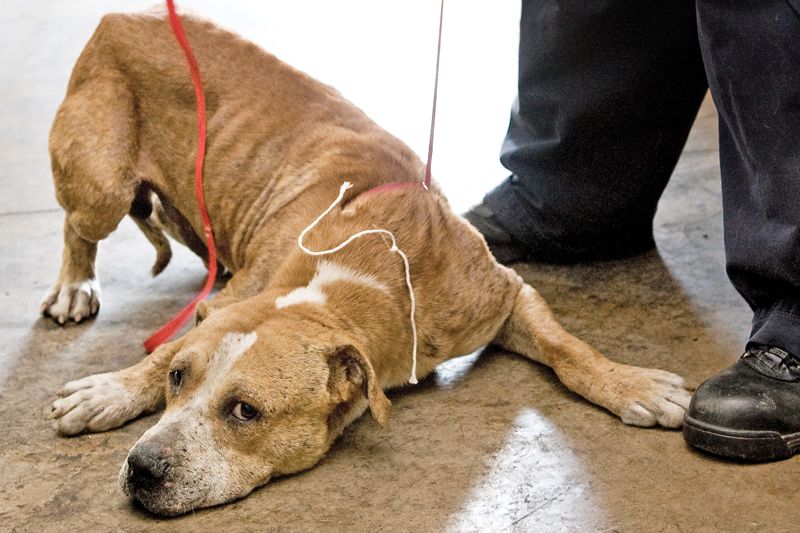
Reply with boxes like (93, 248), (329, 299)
(243, 186), (447, 389)
(262, 250), (420, 389)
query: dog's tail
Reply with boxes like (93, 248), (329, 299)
(129, 186), (173, 277)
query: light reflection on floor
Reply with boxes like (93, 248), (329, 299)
(445, 408), (606, 532)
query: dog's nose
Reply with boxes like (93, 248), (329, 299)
(127, 441), (169, 490)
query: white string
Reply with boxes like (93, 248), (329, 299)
(297, 182), (419, 384)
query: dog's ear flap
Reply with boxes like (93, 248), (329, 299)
(327, 344), (391, 427)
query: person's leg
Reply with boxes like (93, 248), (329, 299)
(467, 0), (708, 263)
(684, 0), (800, 461)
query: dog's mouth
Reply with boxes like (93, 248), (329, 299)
(129, 486), (184, 517)
(126, 479), (211, 517)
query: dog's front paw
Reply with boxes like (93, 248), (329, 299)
(602, 365), (692, 429)
(50, 372), (139, 435)
(41, 278), (101, 324)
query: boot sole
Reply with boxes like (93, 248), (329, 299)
(684, 416), (800, 462)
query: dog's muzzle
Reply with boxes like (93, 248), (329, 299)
(121, 438), (177, 513)
(119, 417), (224, 516)
(125, 440), (171, 495)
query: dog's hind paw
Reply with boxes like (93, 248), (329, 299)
(41, 278), (101, 324)
(50, 372), (139, 435)
(603, 366), (693, 429)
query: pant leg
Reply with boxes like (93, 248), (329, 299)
(485, 0), (708, 261)
(696, 0), (800, 355)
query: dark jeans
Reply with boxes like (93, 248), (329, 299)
(484, 0), (800, 356)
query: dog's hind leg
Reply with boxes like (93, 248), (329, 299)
(50, 339), (182, 435)
(494, 284), (692, 428)
(42, 66), (139, 324)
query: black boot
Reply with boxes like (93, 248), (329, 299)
(462, 202), (530, 264)
(684, 346), (800, 462)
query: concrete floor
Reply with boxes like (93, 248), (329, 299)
(2, 2), (799, 532)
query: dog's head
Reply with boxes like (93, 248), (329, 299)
(119, 314), (390, 516)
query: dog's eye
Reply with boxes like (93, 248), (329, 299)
(231, 402), (259, 422)
(169, 369), (183, 389)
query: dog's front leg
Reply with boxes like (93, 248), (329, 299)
(41, 218), (101, 324)
(495, 284), (692, 428)
(50, 340), (181, 435)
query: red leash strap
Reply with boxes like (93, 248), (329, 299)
(424, 0), (444, 190)
(144, 0), (216, 352)
(362, 0), (444, 198)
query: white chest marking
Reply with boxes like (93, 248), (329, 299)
(275, 260), (388, 309)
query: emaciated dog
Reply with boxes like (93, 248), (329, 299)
(45, 9), (691, 516)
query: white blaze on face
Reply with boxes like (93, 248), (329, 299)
(197, 331), (258, 401)
(275, 260), (389, 309)
(120, 331), (259, 510)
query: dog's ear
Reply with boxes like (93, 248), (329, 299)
(327, 344), (390, 427)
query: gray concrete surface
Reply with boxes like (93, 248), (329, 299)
(1, 2), (799, 532)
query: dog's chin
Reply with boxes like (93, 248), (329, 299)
(131, 491), (185, 517)
(125, 483), (213, 517)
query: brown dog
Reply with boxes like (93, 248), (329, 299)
(45, 9), (691, 516)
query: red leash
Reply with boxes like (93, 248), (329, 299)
(363, 0), (444, 197)
(144, 0), (444, 352)
(424, 0), (445, 190)
(143, 0), (216, 352)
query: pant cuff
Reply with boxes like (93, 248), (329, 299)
(749, 300), (800, 357)
(484, 177), (656, 262)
